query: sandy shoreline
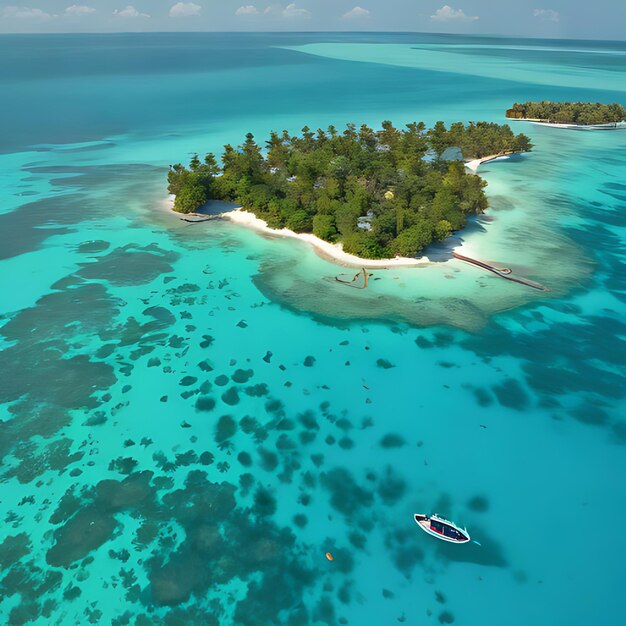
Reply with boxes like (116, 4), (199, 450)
(164, 196), (431, 268)
(225, 210), (432, 268)
(465, 154), (512, 172)
(509, 118), (626, 130)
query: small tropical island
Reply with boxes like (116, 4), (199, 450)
(506, 101), (626, 127)
(168, 120), (532, 260)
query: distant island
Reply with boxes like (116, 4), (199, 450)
(506, 101), (626, 126)
(168, 121), (532, 259)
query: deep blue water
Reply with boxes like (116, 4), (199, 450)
(0, 32), (625, 626)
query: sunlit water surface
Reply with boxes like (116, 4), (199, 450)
(0, 33), (625, 626)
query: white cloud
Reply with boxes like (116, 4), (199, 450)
(430, 5), (478, 22)
(235, 5), (259, 16)
(169, 2), (201, 17)
(265, 3), (311, 19)
(113, 5), (150, 18)
(342, 6), (370, 20)
(64, 5), (96, 16)
(533, 8), (559, 22)
(1, 6), (52, 19)
(283, 3), (311, 19)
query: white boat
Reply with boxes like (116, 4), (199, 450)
(414, 513), (470, 543)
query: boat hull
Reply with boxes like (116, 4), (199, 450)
(414, 514), (470, 543)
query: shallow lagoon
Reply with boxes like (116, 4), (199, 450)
(0, 33), (625, 625)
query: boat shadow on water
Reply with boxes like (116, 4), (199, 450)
(436, 532), (508, 568)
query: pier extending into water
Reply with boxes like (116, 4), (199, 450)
(453, 252), (549, 291)
(335, 268), (371, 289)
(179, 213), (219, 223)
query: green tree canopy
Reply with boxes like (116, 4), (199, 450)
(506, 101), (626, 125)
(168, 119), (533, 258)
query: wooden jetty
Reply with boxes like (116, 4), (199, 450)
(452, 252), (549, 291)
(335, 268), (371, 289)
(179, 213), (220, 223)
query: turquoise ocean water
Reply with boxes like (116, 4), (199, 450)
(1, 33), (625, 625)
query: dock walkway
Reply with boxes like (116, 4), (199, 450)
(453, 252), (549, 291)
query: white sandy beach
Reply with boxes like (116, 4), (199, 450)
(509, 118), (626, 130)
(465, 154), (512, 172)
(224, 209), (432, 268)
(165, 196), (431, 268)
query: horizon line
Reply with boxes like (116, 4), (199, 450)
(0, 30), (625, 43)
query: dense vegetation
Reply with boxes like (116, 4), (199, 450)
(168, 120), (532, 259)
(506, 101), (626, 125)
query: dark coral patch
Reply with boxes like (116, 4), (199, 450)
(376, 359), (395, 369)
(379, 433), (406, 448)
(237, 452), (253, 467)
(215, 415), (237, 443)
(377, 467), (407, 505)
(176, 451), (199, 467)
(77, 240), (110, 254)
(214, 374), (229, 387)
(198, 360), (214, 372)
(258, 448), (279, 472)
(244, 383), (269, 397)
(7, 437), (84, 484)
(321, 468), (373, 516)
(265, 398), (285, 416)
(338, 437), (354, 450)
(349, 531), (367, 550)
(298, 411), (319, 430)
(276, 434), (297, 450)
(232, 369), (254, 383)
(253, 487), (277, 517)
(196, 396), (216, 412)
(569, 402), (609, 425)
(168, 283), (200, 294)
(299, 431), (316, 445)
(46, 507), (117, 567)
(143, 305), (176, 327)
(472, 387), (493, 407)
(293, 514), (307, 528)
(150, 551), (213, 606)
(199, 452), (215, 466)
(385, 527), (424, 578)
(108, 456), (138, 475)
(0, 533), (31, 569)
(221, 387), (240, 406)
(200, 335), (215, 349)
(95, 471), (156, 512)
(77, 243), (178, 286)
(467, 495), (489, 512)
(492, 379), (530, 411)
(415, 336), (433, 349)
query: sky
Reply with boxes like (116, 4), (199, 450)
(0, 0), (624, 39)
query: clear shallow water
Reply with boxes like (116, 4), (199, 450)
(0, 33), (625, 625)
